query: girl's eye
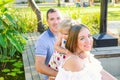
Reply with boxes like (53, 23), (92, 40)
(88, 35), (92, 38)
(64, 34), (68, 35)
(62, 33), (68, 35)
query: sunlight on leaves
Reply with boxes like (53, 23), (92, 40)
(2, 69), (10, 73)
(11, 68), (20, 72)
(0, 77), (4, 80)
(13, 61), (23, 68)
(7, 72), (16, 76)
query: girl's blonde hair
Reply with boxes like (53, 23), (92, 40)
(58, 18), (79, 33)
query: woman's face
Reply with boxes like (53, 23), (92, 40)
(77, 28), (93, 52)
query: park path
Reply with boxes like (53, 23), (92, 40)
(107, 21), (120, 35)
(107, 21), (120, 45)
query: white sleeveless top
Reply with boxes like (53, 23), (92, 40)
(55, 54), (103, 80)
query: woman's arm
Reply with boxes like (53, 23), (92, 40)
(101, 69), (117, 80)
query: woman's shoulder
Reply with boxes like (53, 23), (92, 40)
(62, 55), (84, 72)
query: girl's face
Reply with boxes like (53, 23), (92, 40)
(77, 28), (93, 52)
(60, 29), (69, 40)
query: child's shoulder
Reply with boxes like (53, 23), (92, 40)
(48, 52), (67, 70)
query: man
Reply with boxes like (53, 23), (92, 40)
(35, 8), (62, 80)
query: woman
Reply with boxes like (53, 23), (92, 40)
(55, 24), (117, 80)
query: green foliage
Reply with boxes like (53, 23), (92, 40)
(81, 12), (100, 34)
(62, 7), (82, 19)
(0, 77), (4, 80)
(14, 8), (38, 32)
(13, 61), (23, 68)
(0, 1), (26, 80)
(7, 68), (23, 76)
(7, 72), (16, 76)
(61, 7), (100, 34)
(0, 55), (24, 79)
(2, 69), (10, 73)
(0, 0), (26, 61)
(2, 67), (23, 76)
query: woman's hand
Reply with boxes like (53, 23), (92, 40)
(48, 76), (55, 80)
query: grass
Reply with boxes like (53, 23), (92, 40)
(15, 5), (120, 21)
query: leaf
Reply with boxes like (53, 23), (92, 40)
(0, 34), (7, 48)
(2, 20), (9, 29)
(0, 0), (13, 7)
(7, 72), (16, 76)
(9, 45), (16, 57)
(13, 61), (23, 68)
(0, 59), (9, 62)
(9, 59), (16, 62)
(0, 17), (5, 30)
(17, 71), (23, 74)
(6, 33), (23, 53)
(11, 68), (20, 72)
(12, 68), (23, 74)
(2, 68), (10, 73)
(0, 77), (4, 80)
(4, 13), (16, 28)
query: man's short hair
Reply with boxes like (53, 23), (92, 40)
(46, 8), (60, 19)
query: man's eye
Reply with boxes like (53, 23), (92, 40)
(50, 18), (54, 20)
(57, 17), (60, 20)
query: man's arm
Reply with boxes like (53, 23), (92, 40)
(35, 56), (57, 77)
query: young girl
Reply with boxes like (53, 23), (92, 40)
(55, 18), (75, 54)
(48, 18), (79, 80)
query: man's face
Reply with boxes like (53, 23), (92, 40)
(47, 11), (62, 35)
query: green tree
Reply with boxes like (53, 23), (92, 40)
(28, 0), (45, 33)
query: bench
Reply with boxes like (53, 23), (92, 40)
(22, 32), (120, 80)
(22, 32), (43, 80)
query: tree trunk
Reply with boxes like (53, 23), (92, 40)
(28, 0), (44, 33)
(58, 0), (61, 7)
(115, 0), (118, 3)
